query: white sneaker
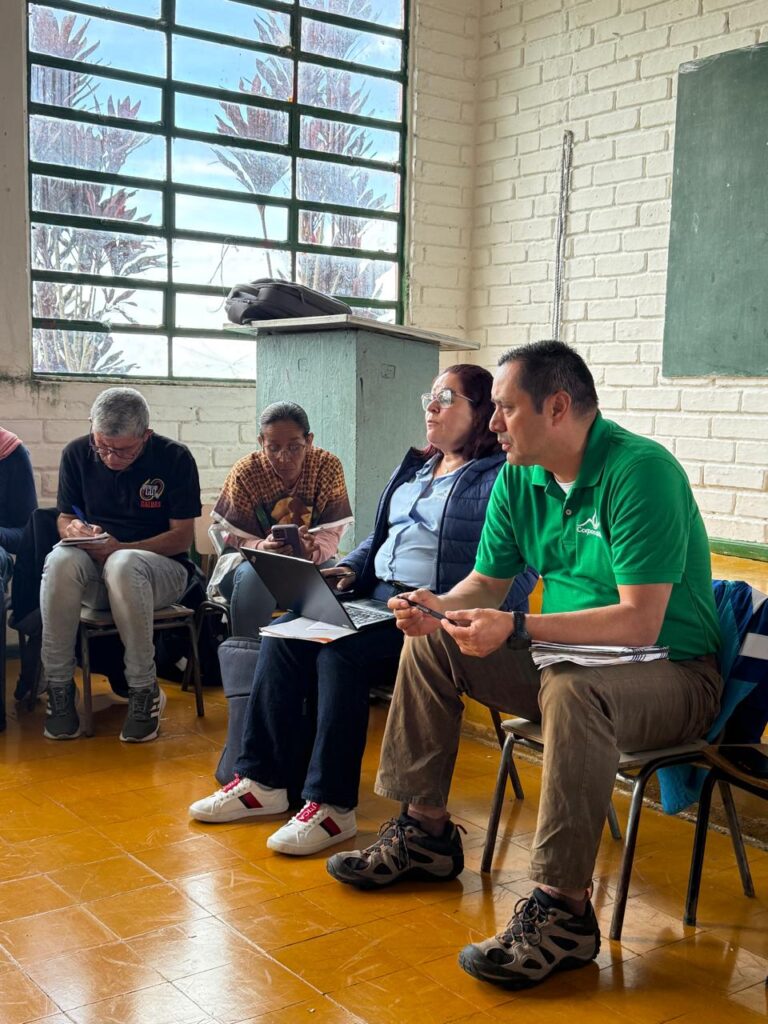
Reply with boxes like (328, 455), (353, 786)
(267, 800), (357, 856)
(188, 776), (288, 823)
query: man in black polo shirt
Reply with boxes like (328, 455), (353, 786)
(41, 387), (202, 742)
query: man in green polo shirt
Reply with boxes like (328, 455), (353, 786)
(326, 340), (722, 990)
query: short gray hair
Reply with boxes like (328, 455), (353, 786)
(90, 387), (150, 438)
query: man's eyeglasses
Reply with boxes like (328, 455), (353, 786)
(421, 388), (476, 411)
(89, 434), (146, 461)
(262, 442), (307, 458)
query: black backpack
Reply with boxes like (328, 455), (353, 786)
(225, 279), (352, 324)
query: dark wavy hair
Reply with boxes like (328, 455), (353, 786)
(420, 363), (500, 463)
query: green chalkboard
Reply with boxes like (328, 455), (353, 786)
(663, 44), (768, 377)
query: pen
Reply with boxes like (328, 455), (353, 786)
(71, 504), (91, 526)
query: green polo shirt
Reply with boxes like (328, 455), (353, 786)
(475, 412), (720, 661)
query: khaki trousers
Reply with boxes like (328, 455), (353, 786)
(375, 631), (722, 890)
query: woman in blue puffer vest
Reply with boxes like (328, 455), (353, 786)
(189, 364), (538, 854)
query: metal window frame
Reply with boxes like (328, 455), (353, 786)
(27, 0), (409, 383)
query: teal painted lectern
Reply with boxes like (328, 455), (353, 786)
(230, 315), (478, 549)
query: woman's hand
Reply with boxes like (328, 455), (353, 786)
(388, 588), (443, 637)
(440, 607), (515, 657)
(298, 525), (317, 560)
(321, 565), (357, 591)
(259, 534), (292, 555)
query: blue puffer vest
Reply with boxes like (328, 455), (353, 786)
(341, 449), (538, 612)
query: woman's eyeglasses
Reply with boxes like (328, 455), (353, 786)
(421, 388), (476, 411)
(262, 442), (307, 458)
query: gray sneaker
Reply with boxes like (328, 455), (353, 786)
(43, 682), (80, 740)
(458, 888), (601, 989)
(326, 813), (464, 889)
(120, 685), (167, 743)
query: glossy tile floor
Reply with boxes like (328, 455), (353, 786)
(1, 663), (767, 1024)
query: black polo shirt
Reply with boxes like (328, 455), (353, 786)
(57, 434), (202, 563)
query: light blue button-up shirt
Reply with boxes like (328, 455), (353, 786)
(373, 455), (463, 590)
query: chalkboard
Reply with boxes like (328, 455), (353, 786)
(663, 44), (768, 377)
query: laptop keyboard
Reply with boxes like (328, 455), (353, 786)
(345, 604), (392, 628)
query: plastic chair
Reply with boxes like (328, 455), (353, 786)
(79, 604), (203, 736)
(192, 506), (231, 649)
(685, 743), (768, 926)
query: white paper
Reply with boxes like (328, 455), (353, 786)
(259, 615), (356, 644)
(308, 516), (355, 534)
(57, 533), (110, 546)
(530, 641), (669, 669)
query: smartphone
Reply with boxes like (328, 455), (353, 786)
(270, 524), (302, 558)
(401, 596), (470, 627)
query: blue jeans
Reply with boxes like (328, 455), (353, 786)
(0, 546), (11, 589)
(234, 616), (404, 808)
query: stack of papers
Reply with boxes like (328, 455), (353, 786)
(530, 641), (669, 669)
(57, 534), (109, 546)
(260, 616), (355, 644)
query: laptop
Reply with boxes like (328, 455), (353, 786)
(241, 548), (395, 631)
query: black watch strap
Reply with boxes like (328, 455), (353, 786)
(507, 610), (531, 648)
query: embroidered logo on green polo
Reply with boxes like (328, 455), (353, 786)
(576, 510), (602, 538)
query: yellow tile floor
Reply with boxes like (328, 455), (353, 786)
(0, 662), (767, 1024)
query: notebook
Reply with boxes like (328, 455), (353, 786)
(240, 547), (394, 634)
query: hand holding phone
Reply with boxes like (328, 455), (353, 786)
(270, 524), (302, 558)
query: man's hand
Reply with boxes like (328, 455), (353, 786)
(388, 588), (443, 637)
(85, 534), (121, 563)
(321, 566), (357, 591)
(64, 518), (101, 539)
(441, 607), (515, 658)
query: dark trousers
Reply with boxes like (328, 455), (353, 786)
(234, 616), (404, 809)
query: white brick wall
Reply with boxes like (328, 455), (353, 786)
(458, 0), (768, 548)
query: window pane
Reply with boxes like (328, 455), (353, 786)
(33, 280), (164, 327)
(30, 65), (163, 123)
(302, 19), (401, 72)
(68, 0), (161, 15)
(176, 0), (290, 47)
(300, 115), (399, 164)
(32, 224), (167, 281)
(29, 6), (165, 79)
(172, 239), (290, 286)
(31, 175), (163, 226)
(297, 252), (397, 300)
(175, 292), (229, 330)
(173, 36), (292, 99)
(299, 209), (397, 252)
(33, 328), (168, 375)
(175, 93), (288, 145)
(176, 194), (288, 242)
(298, 62), (401, 121)
(300, 0), (404, 29)
(352, 306), (397, 323)
(30, 115), (166, 180)
(173, 138), (290, 196)
(173, 336), (255, 379)
(297, 157), (399, 212)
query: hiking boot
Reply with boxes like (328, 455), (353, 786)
(326, 813), (464, 889)
(458, 887), (601, 989)
(267, 801), (357, 856)
(189, 775), (289, 823)
(119, 685), (166, 743)
(43, 682), (80, 740)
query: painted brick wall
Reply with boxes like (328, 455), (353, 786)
(468, 0), (768, 546)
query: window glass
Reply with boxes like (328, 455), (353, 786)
(173, 138), (291, 197)
(33, 328), (168, 376)
(175, 93), (289, 146)
(300, 0), (404, 30)
(300, 115), (399, 164)
(297, 157), (399, 212)
(173, 36), (292, 99)
(299, 209), (397, 252)
(296, 251), (397, 300)
(31, 224), (167, 280)
(30, 66), (163, 123)
(172, 239), (290, 287)
(172, 336), (256, 380)
(176, 194), (288, 242)
(176, 0), (290, 47)
(298, 62), (402, 121)
(302, 18), (401, 72)
(31, 176), (163, 226)
(30, 115), (166, 180)
(33, 281), (165, 327)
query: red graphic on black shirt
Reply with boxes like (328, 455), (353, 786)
(140, 478), (165, 509)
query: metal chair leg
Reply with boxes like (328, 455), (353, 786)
(481, 735), (517, 873)
(685, 767), (719, 925)
(80, 627), (94, 737)
(607, 800), (622, 841)
(489, 709), (524, 799)
(609, 765), (655, 940)
(185, 618), (204, 717)
(718, 778), (754, 898)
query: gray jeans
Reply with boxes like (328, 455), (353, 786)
(41, 546), (188, 691)
(375, 630), (722, 890)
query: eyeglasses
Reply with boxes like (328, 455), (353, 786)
(89, 434), (147, 461)
(421, 388), (476, 412)
(262, 442), (307, 458)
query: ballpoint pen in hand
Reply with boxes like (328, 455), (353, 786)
(71, 504), (91, 526)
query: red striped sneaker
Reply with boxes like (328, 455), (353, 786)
(188, 775), (288, 823)
(267, 801), (357, 856)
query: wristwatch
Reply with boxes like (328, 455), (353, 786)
(507, 610), (531, 648)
